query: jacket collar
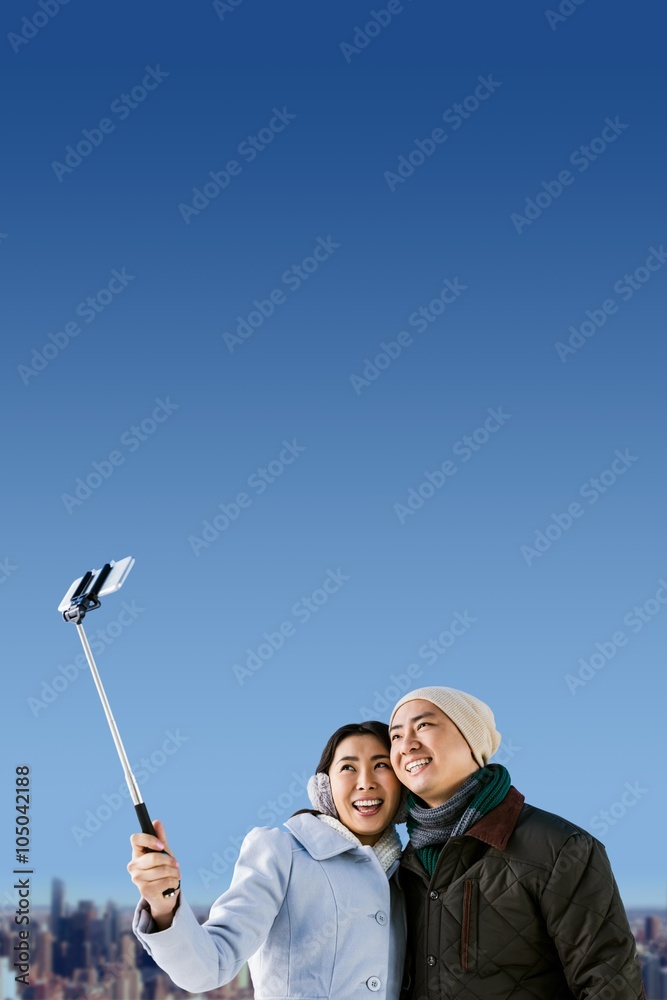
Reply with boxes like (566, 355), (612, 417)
(462, 785), (525, 850)
(400, 786), (526, 879)
(284, 813), (367, 860)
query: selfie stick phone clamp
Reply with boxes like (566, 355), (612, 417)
(59, 557), (180, 899)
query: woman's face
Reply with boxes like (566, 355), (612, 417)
(328, 733), (402, 845)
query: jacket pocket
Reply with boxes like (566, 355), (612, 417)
(460, 878), (478, 974)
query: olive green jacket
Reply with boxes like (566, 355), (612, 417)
(399, 786), (645, 1000)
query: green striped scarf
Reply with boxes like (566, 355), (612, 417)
(407, 763), (512, 877)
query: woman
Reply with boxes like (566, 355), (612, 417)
(129, 721), (407, 998)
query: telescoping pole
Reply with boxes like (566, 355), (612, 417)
(59, 559), (179, 899)
(73, 621), (179, 898)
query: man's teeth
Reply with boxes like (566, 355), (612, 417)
(406, 758), (431, 773)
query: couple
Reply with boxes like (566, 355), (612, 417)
(129, 686), (645, 999)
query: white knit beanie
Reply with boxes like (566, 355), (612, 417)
(389, 686), (501, 768)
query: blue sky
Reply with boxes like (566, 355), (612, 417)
(1, 0), (665, 910)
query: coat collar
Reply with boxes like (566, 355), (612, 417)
(459, 785), (525, 850)
(284, 812), (367, 860)
(401, 784), (526, 868)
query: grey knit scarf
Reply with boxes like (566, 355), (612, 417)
(406, 763), (511, 851)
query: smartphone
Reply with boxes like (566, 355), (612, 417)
(58, 556), (135, 612)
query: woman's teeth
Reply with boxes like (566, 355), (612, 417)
(353, 799), (383, 814)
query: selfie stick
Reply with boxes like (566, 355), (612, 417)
(58, 557), (179, 898)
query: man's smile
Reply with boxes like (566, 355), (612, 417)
(405, 757), (432, 774)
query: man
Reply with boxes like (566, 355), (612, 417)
(389, 686), (645, 1000)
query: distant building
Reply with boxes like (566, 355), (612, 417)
(646, 916), (662, 943)
(0, 955), (17, 1000)
(234, 965), (251, 991)
(35, 923), (54, 980)
(50, 879), (65, 936)
(103, 900), (120, 961)
(643, 954), (663, 999)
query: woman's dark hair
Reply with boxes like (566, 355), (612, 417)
(315, 720), (391, 774)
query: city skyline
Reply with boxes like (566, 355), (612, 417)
(0, 876), (663, 999)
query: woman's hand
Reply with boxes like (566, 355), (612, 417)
(127, 819), (181, 929)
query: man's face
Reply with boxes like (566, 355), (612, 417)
(389, 699), (479, 807)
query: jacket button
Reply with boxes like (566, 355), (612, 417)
(374, 911), (387, 925)
(429, 890), (439, 900)
(426, 955), (437, 967)
(366, 977), (382, 991)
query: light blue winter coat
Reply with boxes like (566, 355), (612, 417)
(133, 813), (407, 999)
